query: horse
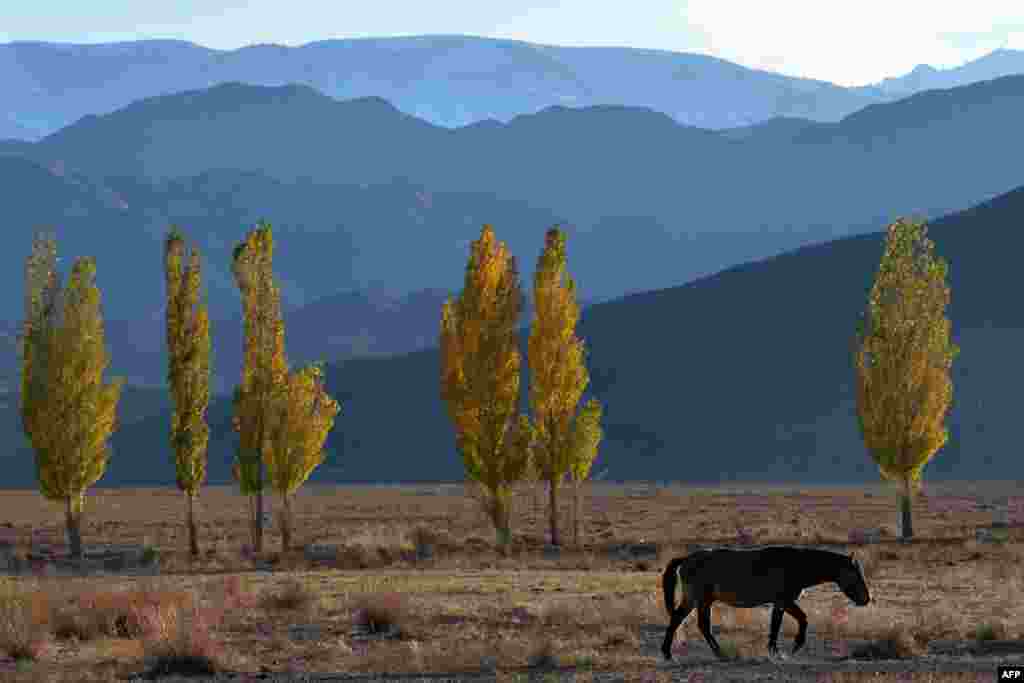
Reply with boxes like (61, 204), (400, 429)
(661, 545), (870, 661)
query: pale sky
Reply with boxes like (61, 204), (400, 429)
(2, 1), (1024, 86)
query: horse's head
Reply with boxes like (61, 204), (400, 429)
(837, 553), (871, 606)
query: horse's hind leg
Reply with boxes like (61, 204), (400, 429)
(768, 605), (785, 658)
(784, 603), (808, 654)
(697, 603), (725, 660)
(661, 595), (694, 661)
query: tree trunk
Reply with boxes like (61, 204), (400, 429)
(534, 480), (545, 536)
(486, 485), (511, 549)
(65, 494), (83, 560)
(548, 477), (561, 546)
(281, 493), (292, 552)
(573, 479), (583, 549)
(186, 492), (199, 558)
(255, 462), (264, 553)
(899, 478), (914, 541)
(248, 493), (260, 550)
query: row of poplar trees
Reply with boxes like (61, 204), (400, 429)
(16, 213), (955, 557)
(442, 217), (959, 548)
(18, 221), (340, 560)
(441, 225), (604, 550)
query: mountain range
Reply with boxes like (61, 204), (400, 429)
(5, 37), (1024, 141)
(3, 38), (1024, 489)
(2, 182), (1023, 488)
(3, 73), (1024, 330)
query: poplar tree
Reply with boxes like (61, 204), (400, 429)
(231, 221), (288, 554)
(527, 227), (602, 547)
(263, 363), (340, 550)
(854, 218), (958, 541)
(164, 226), (212, 559)
(566, 399), (603, 547)
(19, 234), (123, 560)
(441, 224), (532, 549)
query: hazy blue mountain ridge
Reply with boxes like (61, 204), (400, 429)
(1, 36), (886, 139)
(3, 75), (1022, 325)
(2, 75), (1023, 394)
(2, 185), (1023, 488)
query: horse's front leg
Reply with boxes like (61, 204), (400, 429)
(767, 605), (785, 659)
(697, 604), (725, 660)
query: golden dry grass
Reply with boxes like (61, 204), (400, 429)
(0, 479), (1021, 681)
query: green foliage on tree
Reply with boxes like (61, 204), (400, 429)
(854, 218), (958, 540)
(231, 221), (288, 553)
(527, 227), (602, 547)
(19, 233), (123, 559)
(164, 226), (212, 559)
(441, 224), (532, 548)
(263, 363), (341, 550)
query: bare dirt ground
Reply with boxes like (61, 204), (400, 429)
(1, 479), (1023, 682)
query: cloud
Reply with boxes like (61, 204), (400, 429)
(680, 0), (1024, 85)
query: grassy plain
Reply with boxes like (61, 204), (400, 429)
(0, 480), (1020, 682)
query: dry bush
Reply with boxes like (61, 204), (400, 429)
(259, 578), (319, 613)
(908, 604), (961, 645)
(973, 620), (1008, 641)
(0, 585), (51, 661)
(405, 524), (441, 551)
(849, 623), (923, 660)
(217, 574), (258, 611)
(525, 635), (563, 670)
(601, 623), (641, 650)
(70, 586), (195, 640)
(351, 591), (408, 636)
(135, 601), (225, 678)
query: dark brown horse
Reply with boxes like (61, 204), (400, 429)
(661, 546), (870, 661)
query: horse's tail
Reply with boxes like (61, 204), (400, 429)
(662, 556), (690, 616)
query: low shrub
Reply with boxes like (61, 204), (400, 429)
(351, 591), (407, 636)
(259, 579), (318, 613)
(0, 586), (50, 661)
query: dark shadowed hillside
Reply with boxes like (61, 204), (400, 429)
(2, 186), (1022, 488)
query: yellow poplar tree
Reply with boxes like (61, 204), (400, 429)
(566, 399), (603, 547)
(263, 363), (341, 551)
(854, 218), (958, 541)
(164, 226), (212, 559)
(527, 226), (602, 547)
(19, 234), (124, 559)
(441, 224), (533, 549)
(231, 221), (288, 553)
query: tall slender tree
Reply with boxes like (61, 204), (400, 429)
(566, 399), (603, 548)
(19, 234), (123, 559)
(854, 218), (958, 541)
(263, 363), (340, 551)
(527, 226), (602, 547)
(164, 226), (212, 559)
(441, 224), (533, 549)
(231, 221), (288, 553)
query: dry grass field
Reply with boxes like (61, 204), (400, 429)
(0, 479), (1022, 682)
